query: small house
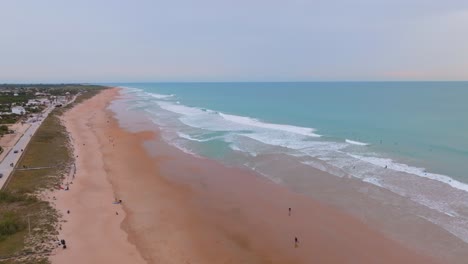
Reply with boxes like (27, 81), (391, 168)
(11, 106), (25, 115)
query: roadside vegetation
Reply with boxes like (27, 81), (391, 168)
(0, 115), (21, 125)
(0, 85), (106, 263)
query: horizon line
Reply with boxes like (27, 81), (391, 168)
(2, 80), (468, 85)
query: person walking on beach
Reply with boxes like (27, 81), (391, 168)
(289, 207), (291, 216)
(295, 237), (299, 248)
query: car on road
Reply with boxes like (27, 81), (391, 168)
(0, 173), (3, 178)
(13, 150), (19, 154)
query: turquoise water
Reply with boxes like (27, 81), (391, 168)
(114, 82), (468, 181)
(109, 82), (468, 243)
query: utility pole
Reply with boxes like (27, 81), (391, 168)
(28, 214), (31, 236)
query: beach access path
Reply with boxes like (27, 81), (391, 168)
(0, 95), (77, 190)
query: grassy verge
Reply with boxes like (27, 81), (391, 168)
(0, 87), (105, 263)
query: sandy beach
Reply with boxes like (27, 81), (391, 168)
(49, 89), (146, 264)
(50, 88), (445, 264)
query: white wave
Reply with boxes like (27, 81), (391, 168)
(176, 132), (225, 143)
(229, 143), (258, 157)
(126, 102), (151, 111)
(159, 132), (202, 158)
(219, 113), (320, 137)
(157, 101), (210, 116)
(149, 93), (174, 99)
(241, 132), (346, 154)
(157, 101), (322, 145)
(412, 196), (459, 218)
(346, 139), (369, 146)
(172, 143), (200, 157)
(118, 86), (143, 92)
(362, 177), (383, 187)
(348, 154), (468, 193)
(418, 215), (468, 244)
(118, 86), (144, 96)
(118, 87), (175, 101)
(154, 99), (468, 196)
(156, 101), (350, 172)
(243, 164), (283, 184)
(301, 160), (348, 177)
(177, 132), (205, 142)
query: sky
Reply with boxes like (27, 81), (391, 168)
(0, 0), (468, 82)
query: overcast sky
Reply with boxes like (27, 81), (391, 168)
(1, 0), (468, 82)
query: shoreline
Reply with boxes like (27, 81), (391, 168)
(51, 88), (453, 263)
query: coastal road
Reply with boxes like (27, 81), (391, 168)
(0, 94), (79, 190)
(0, 105), (55, 190)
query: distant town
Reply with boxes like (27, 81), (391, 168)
(0, 84), (100, 152)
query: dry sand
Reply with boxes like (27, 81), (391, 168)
(49, 90), (146, 264)
(50, 88), (442, 264)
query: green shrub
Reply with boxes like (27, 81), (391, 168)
(0, 191), (36, 204)
(0, 212), (23, 241)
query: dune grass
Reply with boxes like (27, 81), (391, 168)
(0, 87), (105, 263)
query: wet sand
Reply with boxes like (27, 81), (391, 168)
(51, 88), (444, 263)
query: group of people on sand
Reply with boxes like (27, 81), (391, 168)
(59, 239), (67, 249)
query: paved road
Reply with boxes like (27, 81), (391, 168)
(0, 105), (54, 190)
(0, 94), (78, 190)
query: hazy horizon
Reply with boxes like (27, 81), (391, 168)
(3, 80), (468, 85)
(1, 0), (468, 83)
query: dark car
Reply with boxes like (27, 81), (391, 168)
(0, 173), (3, 178)
(13, 150), (19, 154)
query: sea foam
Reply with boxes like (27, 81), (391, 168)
(149, 93), (174, 99)
(157, 101), (321, 139)
(348, 154), (468, 193)
(150, 92), (468, 195)
(346, 139), (369, 146)
(219, 113), (321, 137)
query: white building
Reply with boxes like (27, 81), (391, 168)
(38, 98), (50, 105)
(27, 98), (50, 106)
(56, 96), (68, 104)
(11, 106), (25, 115)
(27, 99), (41, 106)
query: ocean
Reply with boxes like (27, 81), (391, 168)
(109, 82), (468, 243)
